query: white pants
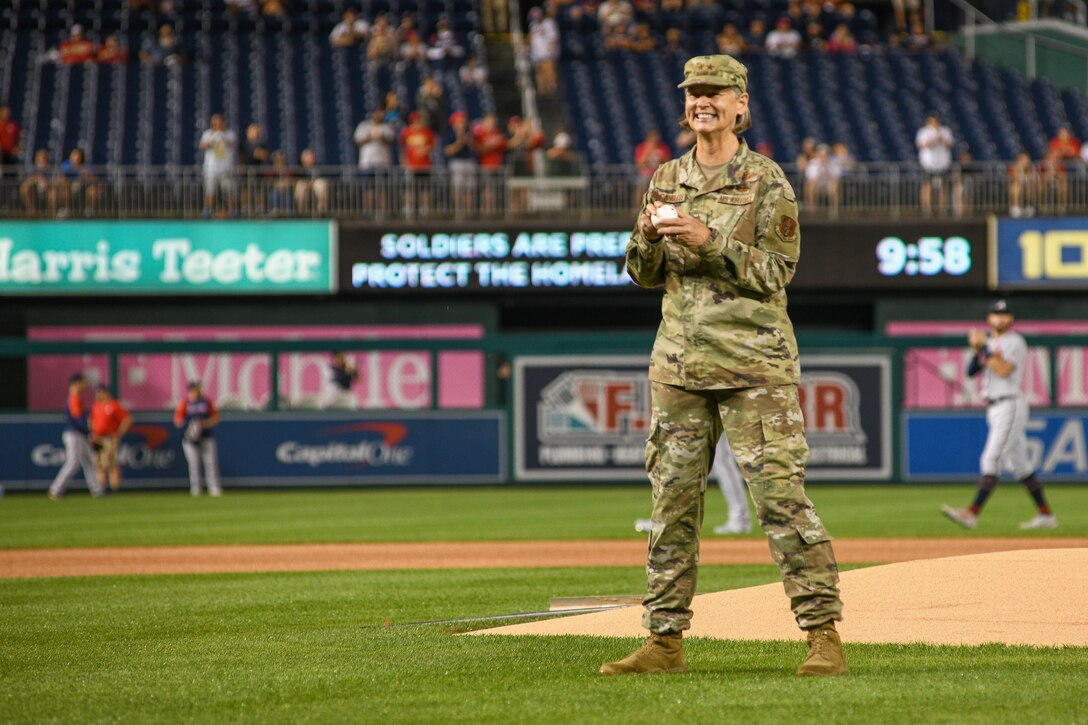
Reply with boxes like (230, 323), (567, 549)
(49, 431), (102, 496)
(712, 435), (750, 525)
(981, 396), (1033, 478)
(183, 438), (222, 495)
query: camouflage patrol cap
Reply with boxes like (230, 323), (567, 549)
(677, 55), (748, 92)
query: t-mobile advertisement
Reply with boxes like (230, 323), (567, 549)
(904, 411), (1088, 481)
(0, 411), (505, 490)
(513, 353), (892, 482)
(27, 325), (485, 411)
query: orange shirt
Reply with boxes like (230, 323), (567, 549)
(68, 392), (85, 418)
(91, 398), (130, 436)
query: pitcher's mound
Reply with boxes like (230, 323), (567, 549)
(475, 548), (1088, 647)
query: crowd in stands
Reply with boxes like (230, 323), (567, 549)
(328, 7), (467, 70)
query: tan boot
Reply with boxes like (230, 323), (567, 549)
(600, 633), (686, 675)
(796, 622), (848, 677)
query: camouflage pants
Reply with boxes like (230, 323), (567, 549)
(642, 381), (843, 634)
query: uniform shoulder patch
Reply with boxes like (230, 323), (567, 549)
(776, 215), (798, 241)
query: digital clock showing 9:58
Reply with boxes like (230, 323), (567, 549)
(875, 236), (973, 277)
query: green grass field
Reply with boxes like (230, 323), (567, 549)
(3, 485), (1087, 724)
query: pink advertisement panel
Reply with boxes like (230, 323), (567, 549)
(893, 320), (1088, 409)
(29, 325), (484, 411)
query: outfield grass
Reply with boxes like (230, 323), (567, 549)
(2, 484), (1087, 548)
(2, 565), (1085, 724)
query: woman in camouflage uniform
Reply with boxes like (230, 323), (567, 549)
(601, 55), (846, 677)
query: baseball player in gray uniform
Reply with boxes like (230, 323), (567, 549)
(942, 300), (1057, 529)
(711, 436), (752, 534)
(48, 373), (104, 499)
(174, 381), (223, 497)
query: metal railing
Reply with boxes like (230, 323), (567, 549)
(3, 160), (1088, 221)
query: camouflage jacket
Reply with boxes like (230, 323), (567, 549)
(626, 139), (801, 389)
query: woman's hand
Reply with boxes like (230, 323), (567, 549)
(654, 209), (712, 249)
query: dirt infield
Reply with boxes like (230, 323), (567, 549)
(478, 549), (1088, 647)
(3, 537), (1088, 578)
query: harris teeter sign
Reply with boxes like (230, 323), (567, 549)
(0, 221), (336, 294)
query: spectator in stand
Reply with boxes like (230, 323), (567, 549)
(59, 25), (96, 64)
(1038, 147), (1068, 213)
(416, 76), (447, 137)
(804, 143), (840, 216)
(598, 0), (635, 29)
(831, 142), (854, 178)
(382, 90), (404, 128)
(400, 110), (436, 217)
(785, 0), (806, 31)
(904, 18), (930, 52)
(427, 16), (465, 67)
(507, 116), (546, 213)
(603, 22), (631, 51)
(96, 34), (128, 63)
(1008, 151), (1037, 218)
(529, 6), (560, 97)
(226, 0), (257, 14)
(827, 23), (858, 53)
(265, 150), (293, 216)
(460, 55), (489, 88)
(239, 123), (269, 214)
(1048, 126), (1081, 161)
(330, 8), (369, 47)
(746, 17), (768, 51)
(400, 30), (429, 66)
(354, 109), (395, 214)
(56, 147), (99, 218)
(140, 24), (185, 65)
(805, 21), (826, 51)
(716, 23), (747, 56)
(915, 113), (953, 216)
(662, 26), (685, 59)
(444, 111), (478, 218)
(796, 136), (817, 174)
(396, 11), (418, 43)
(633, 128), (670, 203)
(891, 0), (921, 33)
(547, 131), (578, 167)
(628, 22), (657, 52)
(0, 105), (20, 170)
(766, 16), (802, 57)
(20, 149), (55, 217)
(473, 114), (507, 215)
(294, 148), (329, 216)
(367, 14), (397, 63)
(261, 0), (286, 16)
(199, 113), (238, 218)
(952, 146), (976, 218)
(659, 0), (686, 30)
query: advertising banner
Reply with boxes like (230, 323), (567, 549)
(338, 220), (988, 294)
(513, 353), (892, 481)
(904, 411), (1088, 481)
(994, 216), (1088, 289)
(0, 221), (336, 294)
(0, 411), (504, 489)
(28, 324), (485, 411)
(790, 220), (988, 291)
(340, 225), (635, 293)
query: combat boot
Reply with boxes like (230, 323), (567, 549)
(796, 621), (848, 677)
(600, 633), (685, 675)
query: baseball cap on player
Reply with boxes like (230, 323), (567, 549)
(989, 299), (1012, 315)
(678, 55), (751, 133)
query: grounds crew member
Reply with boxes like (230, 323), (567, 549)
(90, 385), (132, 493)
(602, 54), (846, 677)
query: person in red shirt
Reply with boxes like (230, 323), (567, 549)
(633, 129), (671, 204)
(473, 114), (507, 215)
(96, 34), (129, 64)
(59, 25), (96, 64)
(1038, 146), (1068, 212)
(399, 110), (436, 217)
(0, 105), (20, 167)
(90, 385), (132, 492)
(1048, 126), (1081, 161)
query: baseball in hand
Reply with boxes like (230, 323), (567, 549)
(650, 204), (678, 228)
